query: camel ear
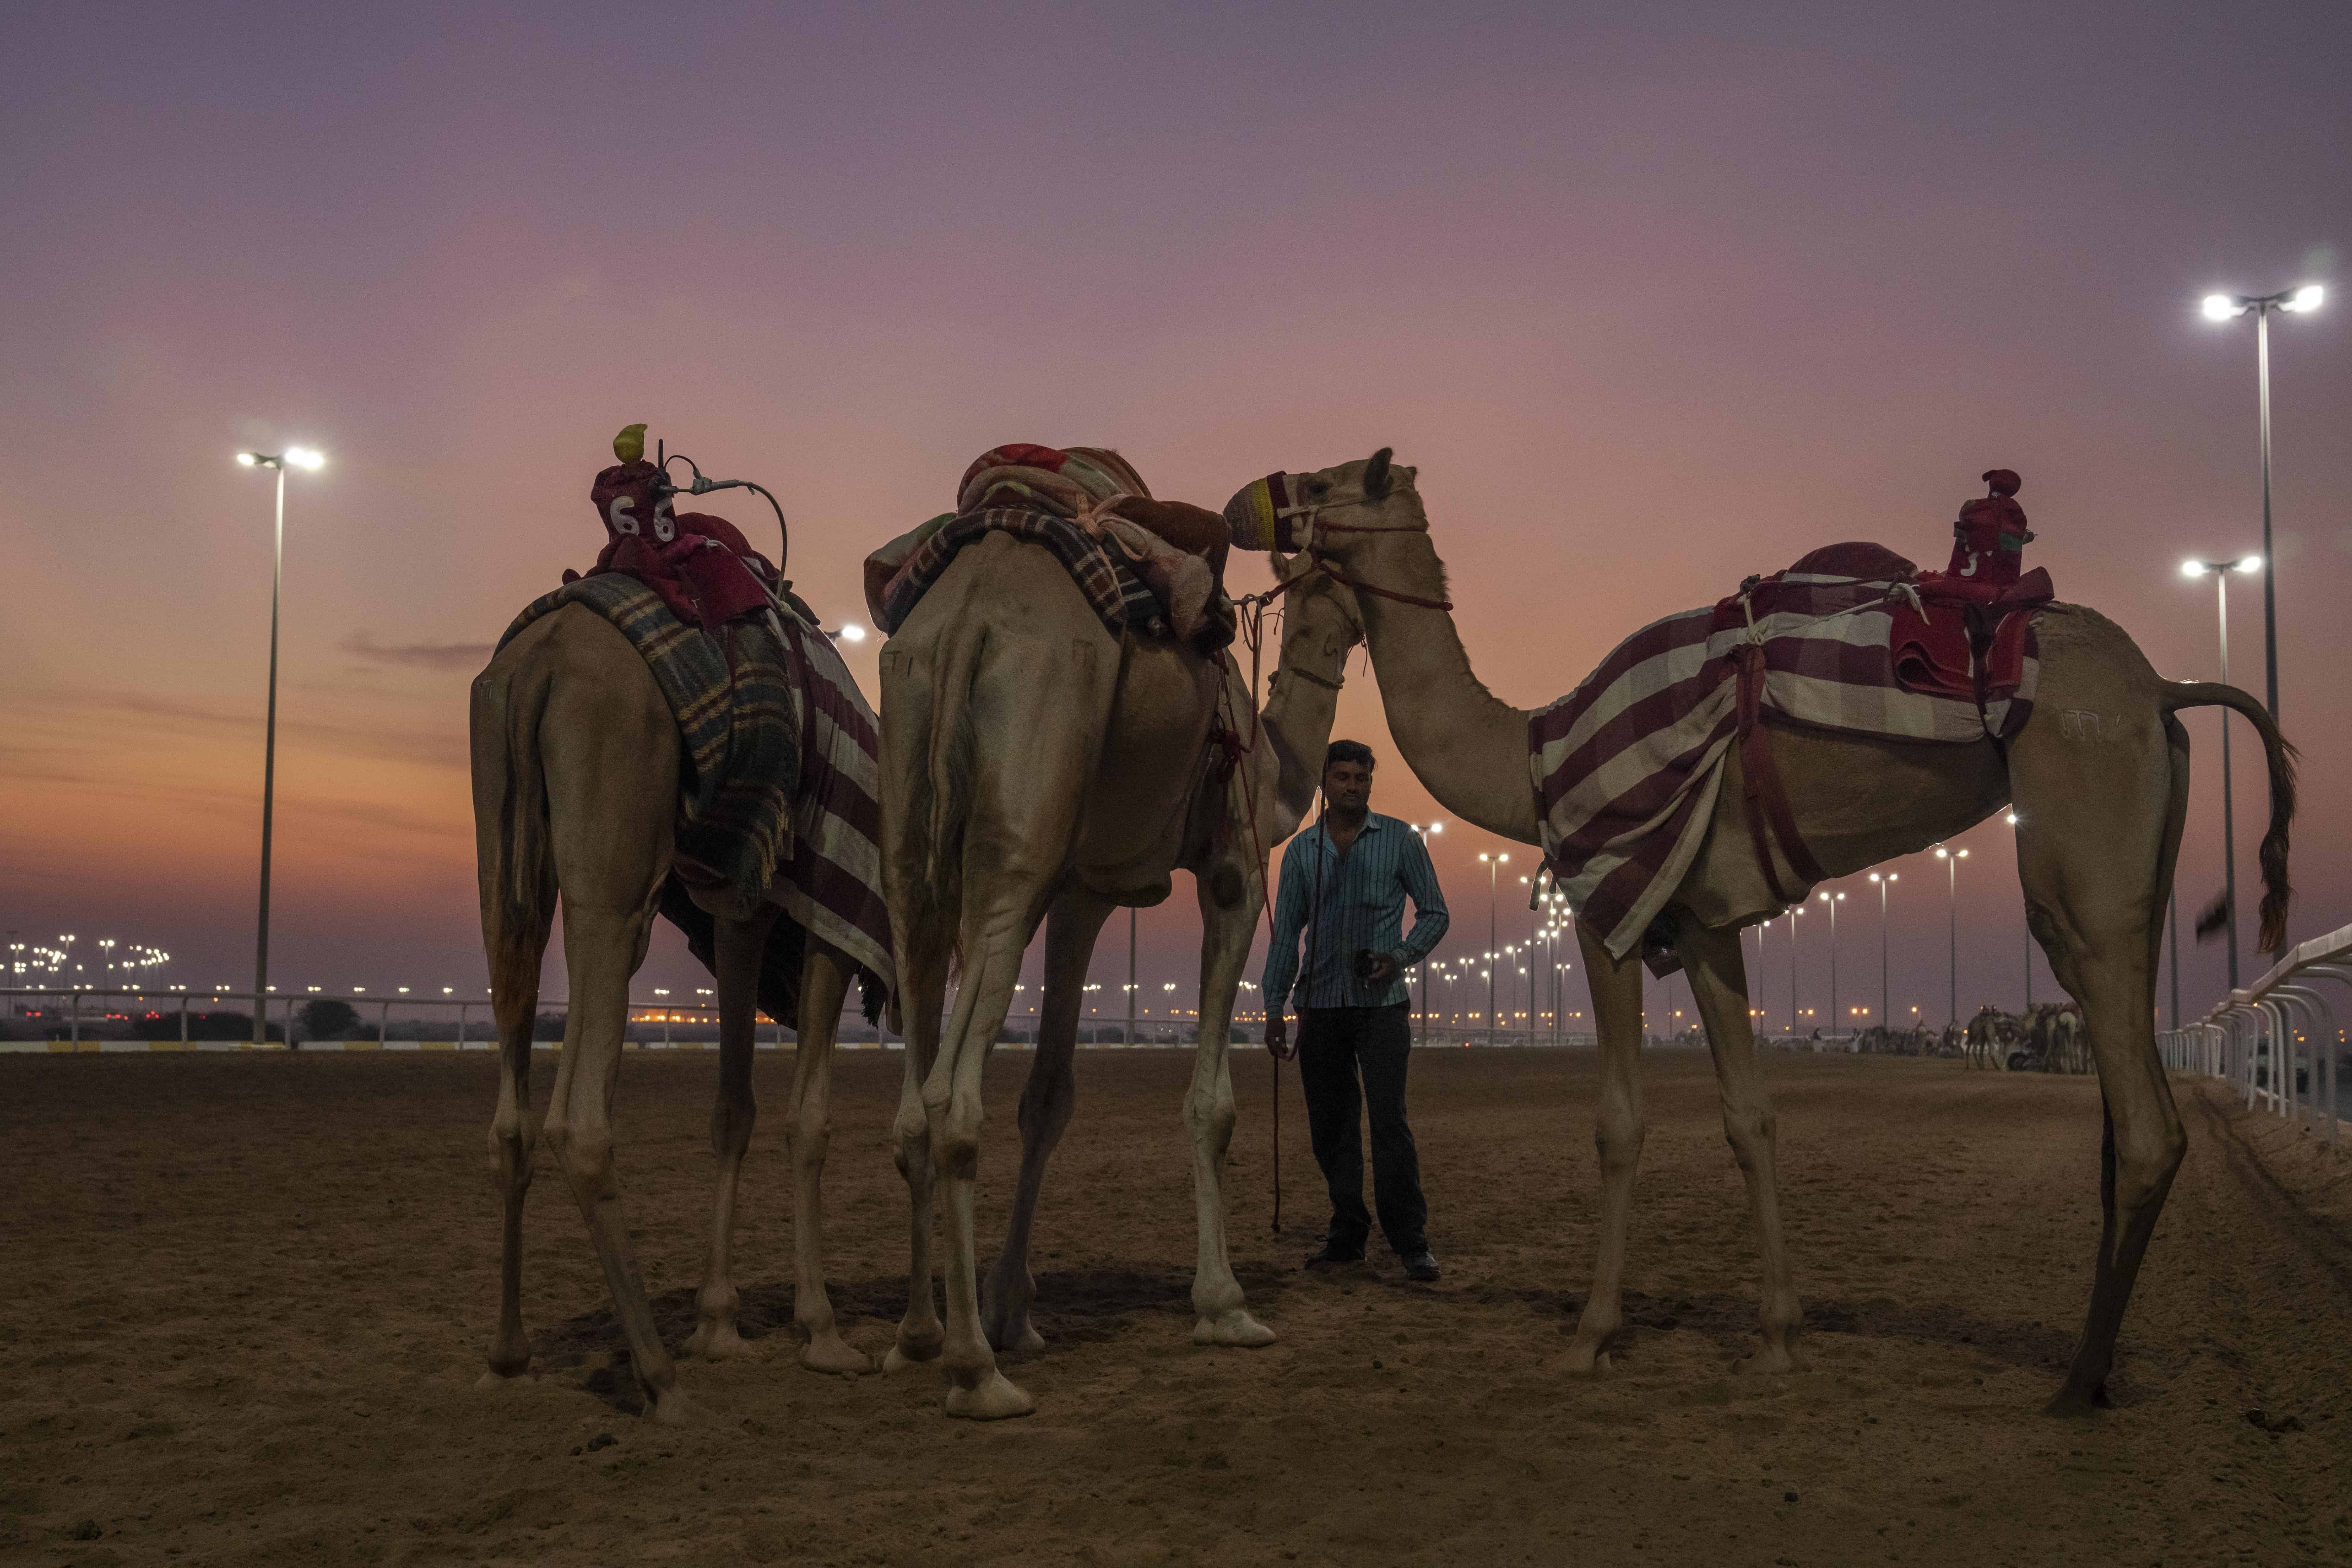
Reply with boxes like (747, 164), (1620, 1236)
(1362, 448), (1394, 501)
(1269, 548), (1298, 580)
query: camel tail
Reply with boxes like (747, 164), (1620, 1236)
(470, 656), (557, 994)
(888, 617), (986, 978)
(2163, 681), (2297, 952)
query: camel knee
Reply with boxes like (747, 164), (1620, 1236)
(2113, 1122), (2186, 1212)
(542, 1120), (614, 1196)
(931, 1102), (984, 1178)
(709, 1096), (756, 1162)
(1594, 1115), (1644, 1173)
(1720, 1106), (1777, 1168)
(486, 1112), (535, 1189)
(1183, 1085), (1237, 1148)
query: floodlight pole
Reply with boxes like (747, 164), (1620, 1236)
(2255, 302), (2277, 724)
(255, 458), (286, 1034)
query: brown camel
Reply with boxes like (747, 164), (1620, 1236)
(470, 605), (873, 1425)
(1253, 450), (2293, 1413)
(878, 542), (1362, 1418)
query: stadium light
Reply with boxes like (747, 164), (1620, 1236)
(2199, 283), (2319, 739)
(236, 444), (326, 1027)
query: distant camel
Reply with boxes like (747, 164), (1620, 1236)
(1258, 449), (2293, 1413)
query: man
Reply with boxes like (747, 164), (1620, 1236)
(1263, 741), (1449, 1281)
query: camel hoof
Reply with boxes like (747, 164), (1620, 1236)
(1193, 1309), (1277, 1348)
(2041, 1384), (2111, 1419)
(647, 1387), (703, 1426)
(1734, 1343), (1807, 1376)
(683, 1321), (754, 1361)
(1561, 1340), (1613, 1376)
(984, 1317), (1045, 1354)
(475, 1364), (530, 1389)
(883, 1337), (942, 1374)
(944, 1372), (1035, 1421)
(800, 1334), (875, 1376)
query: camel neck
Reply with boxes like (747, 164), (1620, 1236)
(1345, 526), (1544, 845)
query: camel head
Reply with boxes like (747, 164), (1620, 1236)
(1267, 545), (1365, 675)
(1222, 449), (1425, 556)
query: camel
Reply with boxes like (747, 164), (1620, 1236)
(878, 542), (1362, 1418)
(1963, 1004), (2022, 1071)
(470, 604), (874, 1425)
(1251, 450), (2294, 1413)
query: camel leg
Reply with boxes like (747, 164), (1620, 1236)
(479, 909), (550, 1384)
(884, 939), (947, 1372)
(1186, 856), (1277, 1347)
(683, 904), (780, 1363)
(781, 940), (872, 1374)
(981, 883), (1105, 1353)
(1565, 919), (1647, 1373)
(925, 919), (1044, 1419)
(542, 896), (691, 1422)
(1679, 919), (1807, 1374)
(2012, 715), (2185, 1414)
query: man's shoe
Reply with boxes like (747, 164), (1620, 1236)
(1401, 1250), (1441, 1282)
(1303, 1242), (1366, 1269)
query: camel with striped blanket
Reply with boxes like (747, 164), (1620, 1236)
(1243, 450), (2294, 1415)
(470, 602), (881, 1423)
(879, 545), (1362, 1419)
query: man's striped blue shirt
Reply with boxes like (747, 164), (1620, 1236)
(1262, 812), (1449, 1011)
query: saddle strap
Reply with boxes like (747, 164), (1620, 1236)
(1734, 644), (1827, 907)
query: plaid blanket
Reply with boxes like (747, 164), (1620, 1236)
(495, 576), (894, 1019)
(864, 444), (1236, 652)
(1531, 544), (2046, 962)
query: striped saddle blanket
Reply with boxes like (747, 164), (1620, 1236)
(1531, 543), (2051, 964)
(863, 444), (1237, 653)
(496, 575), (894, 1022)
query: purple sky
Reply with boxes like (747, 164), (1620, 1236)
(6, 2), (2347, 1030)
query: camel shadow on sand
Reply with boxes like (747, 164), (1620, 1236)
(539, 1260), (1294, 1412)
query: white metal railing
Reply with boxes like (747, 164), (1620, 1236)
(2157, 921), (2351, 1145)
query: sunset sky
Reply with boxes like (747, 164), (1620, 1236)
(7, 2), (2347, 1032)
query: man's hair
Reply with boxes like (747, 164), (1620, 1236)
(1324, 740), (1376, 772)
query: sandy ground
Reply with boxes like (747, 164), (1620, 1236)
(3, 1047), (2349, 1567)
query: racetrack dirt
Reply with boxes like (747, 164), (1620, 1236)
(3, 1048), (2348, 1566)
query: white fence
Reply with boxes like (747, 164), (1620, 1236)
(2158, 921), (2352, 1145)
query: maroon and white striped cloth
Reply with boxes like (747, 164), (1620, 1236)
(1530, 545), (2041, 960)
(767, 602), (896, 998)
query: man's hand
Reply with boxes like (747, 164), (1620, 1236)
(1265, 1011), (1294, 1061)
(1362, 950), (1400, 984)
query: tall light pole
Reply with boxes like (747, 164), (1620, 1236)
(2181, 555), (2262, 987)
(1934, 846), (1969, 1025)
(2007, 811), (2030, 1009)
(2200, 283), (2321, 725)
(1126, 908), (1137, 1045)
(1478, 851), (1507, 1045)
(236, 446), (324, 1038)
(1410, 821), (1442, 1042)
(1816, 889), (1844, 1036)
(1787, 905), (1804, 1034)
(1869, 872), (1896, 1032)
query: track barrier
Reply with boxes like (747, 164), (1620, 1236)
(2158, 921), (2352, 1146)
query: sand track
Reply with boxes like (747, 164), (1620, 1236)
(2, 1049), (2347, 1565)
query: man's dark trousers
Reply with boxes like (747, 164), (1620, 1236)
(1296, 1001), (1427, 1256)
